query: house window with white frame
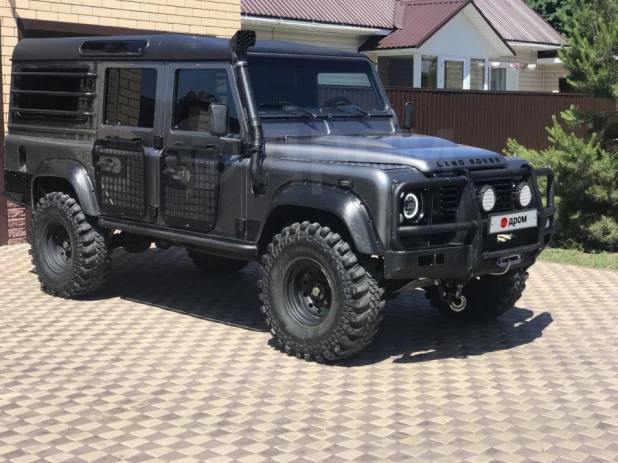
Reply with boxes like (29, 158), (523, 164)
(470, 59), (486, 90)
(377, 56), (414, 87)
(490, 67), (507, 91)
(421, 56), (438, 88)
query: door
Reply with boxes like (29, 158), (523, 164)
(438, 57), (468, 90)
(160, 63), (244, 233)
(95, 63), (165, 221)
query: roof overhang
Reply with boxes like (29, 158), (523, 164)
(508, 41), (562, 50)
(241, 15), (392, 36)
(462, 3), (514, 56)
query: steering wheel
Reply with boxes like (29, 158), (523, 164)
(322, 96), (353, 107)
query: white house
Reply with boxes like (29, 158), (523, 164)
(241, 0), (567, 93)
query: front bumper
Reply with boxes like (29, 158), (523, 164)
(384, 165), (556, 280)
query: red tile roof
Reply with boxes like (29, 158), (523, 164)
(376, 0), (469, 49)
(241, 0), (566, 47)
(241, 0), (397, 29)
(475, 0), (566, 45)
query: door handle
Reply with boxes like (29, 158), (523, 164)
(163, 168), (185, 182)
(173, 141), (184, 147)
(96, 158), (116, 172)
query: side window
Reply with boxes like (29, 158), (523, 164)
(104, 68), (157, 128)
(173, 69), (240, 134)
(12, 64), (95, 126)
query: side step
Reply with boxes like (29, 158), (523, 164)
(98, 217), (258, 261)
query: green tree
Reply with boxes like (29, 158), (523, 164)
(524, 0), (571, 33)
(559, 0), (618, 150)
(507, 0), (618, 251)
(559, 0), (618, 101)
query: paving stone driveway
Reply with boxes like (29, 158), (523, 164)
(0, 244), (617, 463)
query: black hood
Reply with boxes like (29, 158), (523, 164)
(265, 134), (508, 173)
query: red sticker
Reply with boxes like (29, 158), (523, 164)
(500, 217), (508, 228)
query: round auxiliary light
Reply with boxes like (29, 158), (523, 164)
(479, 186), (497, 212)
(403, 192), (422, 221)
(516, 182), (532, 208)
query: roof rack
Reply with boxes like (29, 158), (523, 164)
(12, 71), (97, 78)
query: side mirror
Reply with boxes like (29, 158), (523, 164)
(208, 103), (229, 136)
(402, 102), (415, 132)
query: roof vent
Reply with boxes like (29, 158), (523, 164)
(79, 40), (149, 56)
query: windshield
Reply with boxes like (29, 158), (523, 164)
(248, 56), (387, 118)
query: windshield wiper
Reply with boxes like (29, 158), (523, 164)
(258, 101), (320, 119)
(319, 101), (371, 119)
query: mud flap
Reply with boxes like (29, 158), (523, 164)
(161, 146), (221, 232)
(94, 138), (147, 219)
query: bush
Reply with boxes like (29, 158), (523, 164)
(506, 112), (618, 252)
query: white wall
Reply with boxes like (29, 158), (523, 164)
(418, 10), (502, 59)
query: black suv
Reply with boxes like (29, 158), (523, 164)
(2, 31), (555, 362)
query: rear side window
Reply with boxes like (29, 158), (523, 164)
(104, 68), (157, 128)
(11, 64), (96, 126)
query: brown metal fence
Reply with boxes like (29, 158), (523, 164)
(386, 88), (616, 153)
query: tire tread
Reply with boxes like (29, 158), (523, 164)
(31, 192), (110, 298)
(259, 221), (385, 362)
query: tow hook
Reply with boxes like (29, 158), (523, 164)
(448, 295), (467, 312)
(434, 279), (468, 312)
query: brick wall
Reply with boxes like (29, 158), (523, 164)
(6, 202), (26, 244)
(0, 0), (241, 245)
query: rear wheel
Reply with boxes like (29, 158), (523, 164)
(31, 192), (110, 298)
(259, 222), (385, 362)
(425, 269), (529, 322)
(187, 250), (248, 275)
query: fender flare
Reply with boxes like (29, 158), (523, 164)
(260, 182), (385, 255)
(32, 159), (99, 216)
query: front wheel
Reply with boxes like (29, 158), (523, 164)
(425, 269), (529, 322)
(31, 192), (111, 298)
(259, 222), (385, 362)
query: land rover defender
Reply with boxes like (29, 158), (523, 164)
(2, 32), (556, 362)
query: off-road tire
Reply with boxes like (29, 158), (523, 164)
(259, 222), (385, 362)
(31, 192), (110, 298)
(187, 250), (248, 275)
(425, 269), (529, 322)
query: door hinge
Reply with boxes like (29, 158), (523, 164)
(235, 218), (246, 239)
(149, 205), (159, 219)
(153, 135), (163, 150)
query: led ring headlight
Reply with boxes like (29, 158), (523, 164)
(478, 185), (497, 212)
(515, 182), (532, 208)
(401, 192), (425, 223)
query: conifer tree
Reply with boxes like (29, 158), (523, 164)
(507, 0), (618, 251)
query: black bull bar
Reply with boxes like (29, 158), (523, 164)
(384, 165), (556, 279)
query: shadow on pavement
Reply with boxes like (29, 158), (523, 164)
(90, 247), (266, 332)
(337, 289), (553, 367)
(92, 247), (553, 364)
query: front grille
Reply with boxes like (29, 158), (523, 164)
(438, 187), (459, 223)
(479, 178), (515, 213)
(438, 177), (517, 224)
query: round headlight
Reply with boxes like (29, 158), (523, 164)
(479, 186), (497, 212)
(402, 192), (424, 222)
(516, 182), (532, 208)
